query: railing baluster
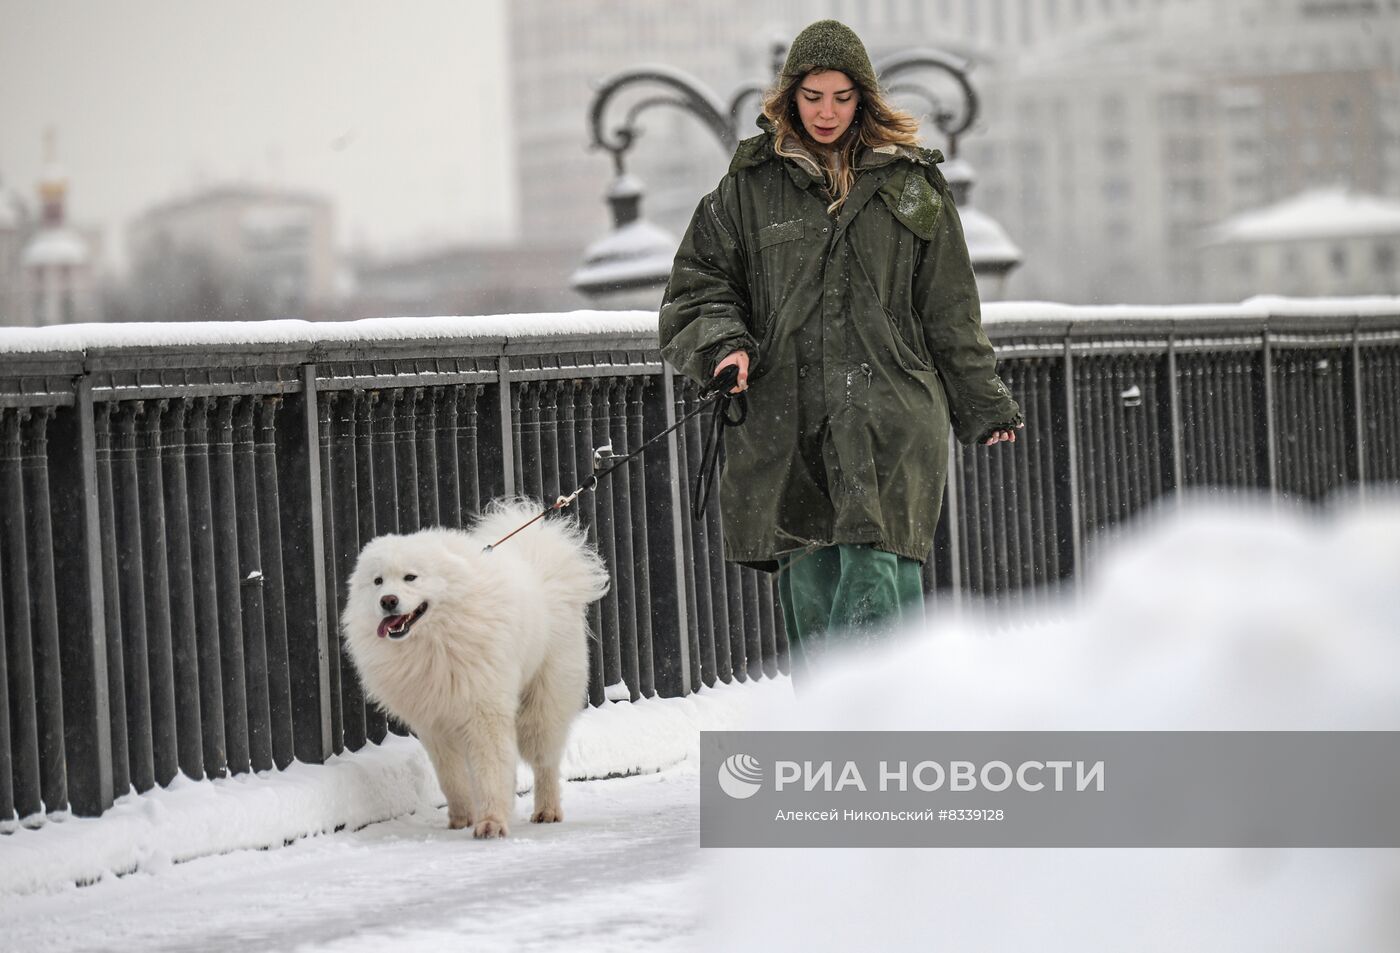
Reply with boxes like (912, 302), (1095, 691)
(234, 398), (273, 771)
(317, 394), (342, 751)
(137, 401), (177, 787)
(541, 381), (562, 508)
(95, 403), (130, 793)
(572, 381), (604, 706)
(210, 397), (249, 775)
(681, 386), (719, 686)
(741, 568), (762, 681)
(1061, 336), (1083, 581)
(1, 410), (40, 818)
(606, 380), (639, 699)
(627, 377), (657, 697)
(520, 382), (542, 501)
(758, 573), (781, 679)
(185, 398), (226, 777)
(22, 408), (67, 812)
(161, 401), (202, 781)
(113, 403), (154, 793)
(371, 393), (399, 537)
(330, 392), (366, 752)
(458, 385), (485, 516)
(416, 388), (440, 527)
(437, 388), (462, 528)
(393, 390), (419, 534)
(0, 508), (11, 823)
(355, 392), (387, 745)
(255, 398), (294, 770)
(591, 382), (622, 697)
(725, 562), (746, 681)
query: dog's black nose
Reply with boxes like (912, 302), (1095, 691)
(380, 594), (399, 612)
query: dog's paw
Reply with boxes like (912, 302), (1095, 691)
(530, 807), (563, 824)
(447, 813), (474, 831)
(473, 817), (509, 839)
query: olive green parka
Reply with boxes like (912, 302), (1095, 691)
(658, 118), (1022, 571)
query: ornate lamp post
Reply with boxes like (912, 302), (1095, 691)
(572, 41), (1020, 304)
(878, 49), (1022, 299)
(570, 60), (772, 306)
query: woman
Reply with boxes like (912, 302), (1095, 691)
(658, 19), (1023, 676)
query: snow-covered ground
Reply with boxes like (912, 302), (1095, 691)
(2, 489), (1398, 951)
(0, 679), (777, 952)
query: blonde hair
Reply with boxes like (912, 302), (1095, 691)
(760, 67), (923, 216)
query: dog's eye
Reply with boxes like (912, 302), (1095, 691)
(404, 574), (417, 582)
(373, 576), (383, 586)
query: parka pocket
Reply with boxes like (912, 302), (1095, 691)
(880, 304), (935, 374)
(753, 219), (806, 337)
(757, 219), (805, 249)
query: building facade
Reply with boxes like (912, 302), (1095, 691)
(127, 186), (337, 320)
(0, 174), (30, 325)
(1201, 186), (1400, 299)
(507, 0), (1400, 307)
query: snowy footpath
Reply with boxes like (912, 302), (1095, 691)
(4, 492), (1400, 952)
(0, 679), (779, 953)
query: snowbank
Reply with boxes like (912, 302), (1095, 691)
(702, 490), (1400, 952)
(0, 677), (786, 897)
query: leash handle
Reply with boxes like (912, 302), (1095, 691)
(700, 362), (742, 398)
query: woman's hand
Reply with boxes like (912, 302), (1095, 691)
(713, 350), (750, 394)
(982, 421), (1025, 446)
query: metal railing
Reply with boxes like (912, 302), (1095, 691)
(1, 299), (1397, 822)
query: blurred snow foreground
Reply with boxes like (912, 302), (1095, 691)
(703, 489), (1400, 953)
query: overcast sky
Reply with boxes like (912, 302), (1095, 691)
(0, 0), (515, 270)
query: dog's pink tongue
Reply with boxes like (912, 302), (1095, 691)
(377, 614), (409, 638)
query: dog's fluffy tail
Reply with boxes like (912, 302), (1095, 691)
(474, 498), (610, 605)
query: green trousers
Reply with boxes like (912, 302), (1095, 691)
(776, 544), (925, 683)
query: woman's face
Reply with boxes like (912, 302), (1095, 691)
(795, 69), (860, 147)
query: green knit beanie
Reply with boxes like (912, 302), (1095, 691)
(780, 19), (879, 91)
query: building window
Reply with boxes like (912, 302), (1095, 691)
(1160, 92), (1201, 123)
(1282, 248), (1301, 274)
(1103, 177), (1131, 201)
(1178, 137), (1206, 162)
(1102, 137), (1129, 161)
(1373, 242), (1395, 276)
(1102, 93), (1126, 124)
(1330, 245), (1347, 277)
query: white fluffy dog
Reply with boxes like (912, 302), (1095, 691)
(341, 501), (609, 839)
